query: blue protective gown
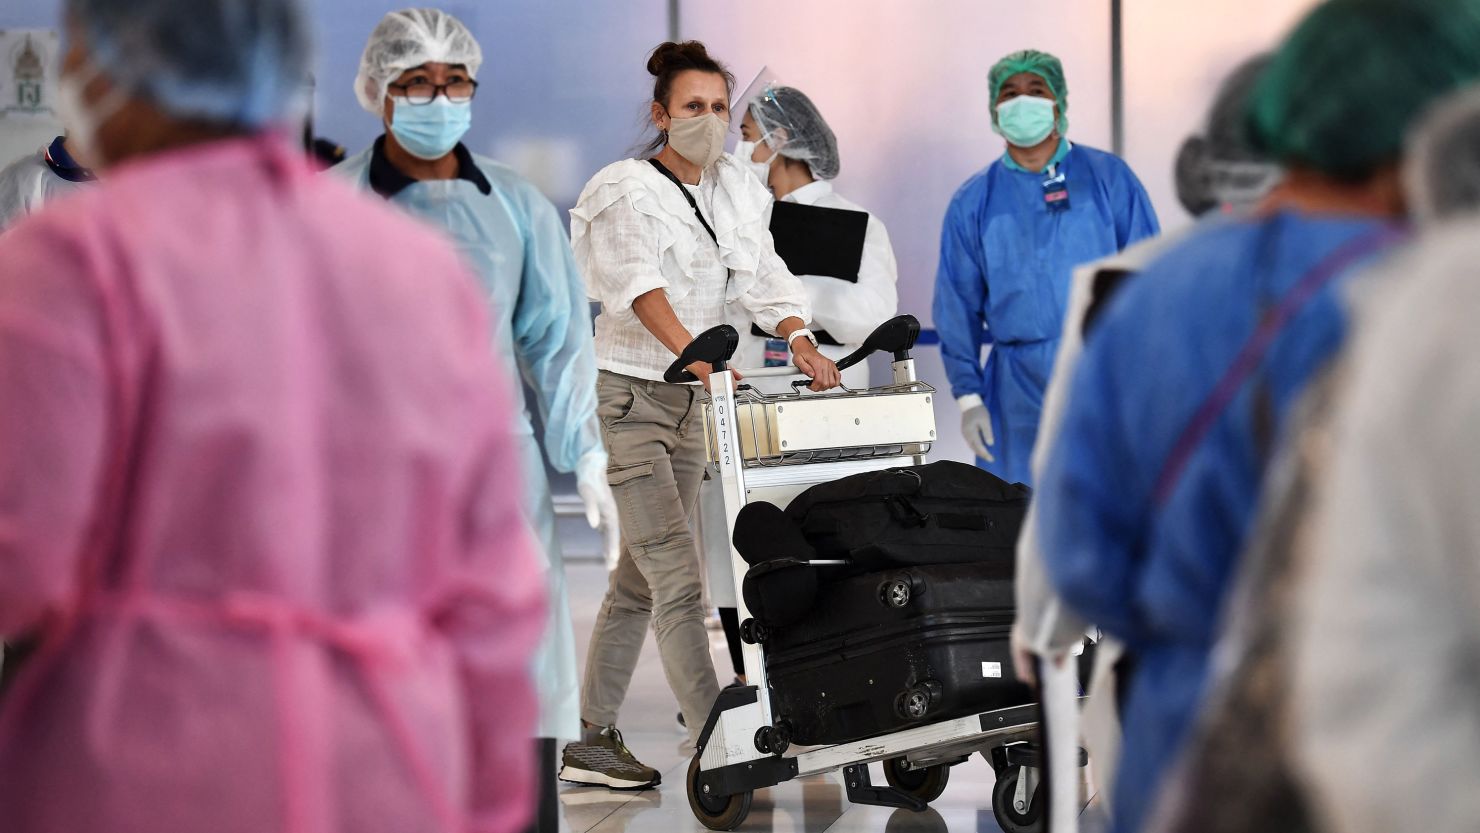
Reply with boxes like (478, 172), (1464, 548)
(1037, 213), (1403, 833)
(335, 140), (603, 742)
(933, 141), (1159, 485)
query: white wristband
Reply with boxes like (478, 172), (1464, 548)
(787, 327), (819, 349)
(957, 393), (985, 414)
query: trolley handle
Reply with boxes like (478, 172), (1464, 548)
(666, 315), (919, 383)
(663, 324), (740, 384)
(834, 315), (922, 371)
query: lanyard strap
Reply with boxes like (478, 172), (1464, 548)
(648, 157), (719, 245)
(1151, 224), (1408, 507)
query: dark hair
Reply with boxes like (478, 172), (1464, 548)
(640, 40), (734, 155)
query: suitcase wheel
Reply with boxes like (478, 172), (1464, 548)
(739, 618), (770, 645)
(894, 680), (943, 720)
(878, 575), (917, 609)
(753, 722), (792, 756)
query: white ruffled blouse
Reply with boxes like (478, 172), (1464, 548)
(571, 153), (810, 382)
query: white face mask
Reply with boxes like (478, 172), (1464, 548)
(735, 138), (778, 186)
(56, 63), (127, 167)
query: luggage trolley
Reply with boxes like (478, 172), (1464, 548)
(664, 316), (1049, 832)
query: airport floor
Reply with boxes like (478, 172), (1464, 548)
(558, 555), (1107, 833)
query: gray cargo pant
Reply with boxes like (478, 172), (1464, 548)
(580, 370), (720, 742)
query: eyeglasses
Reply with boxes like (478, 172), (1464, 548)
(388, 79), (479, 105)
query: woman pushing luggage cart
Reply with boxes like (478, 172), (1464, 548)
(673, 315), (1072, 833)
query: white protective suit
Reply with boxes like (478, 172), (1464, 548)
(1290, 220), (1480, 833)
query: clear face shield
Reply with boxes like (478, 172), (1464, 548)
(728, 66), (788, 153)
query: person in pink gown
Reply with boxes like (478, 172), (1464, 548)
(0, 1), (545, 831)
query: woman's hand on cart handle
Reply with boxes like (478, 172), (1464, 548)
(688, 362), (743, 393)
(792, 341), (841, 392)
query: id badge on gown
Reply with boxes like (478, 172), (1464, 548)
(1043, 169), (1070, 212)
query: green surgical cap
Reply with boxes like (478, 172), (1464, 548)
(989, 49), (1068, 134)
(1248, 0), (1480, 179)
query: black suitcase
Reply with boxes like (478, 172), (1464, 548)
(764, 561), (1034, 746)
(781, 460), (1030, 575)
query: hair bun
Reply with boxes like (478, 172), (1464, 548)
(647, 40), (713, 76)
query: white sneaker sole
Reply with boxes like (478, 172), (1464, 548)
(557, 765), (660, 791)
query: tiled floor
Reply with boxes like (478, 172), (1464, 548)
(558, 559), (1103, 833)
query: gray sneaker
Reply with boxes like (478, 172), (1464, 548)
(558, 726), (661, 790)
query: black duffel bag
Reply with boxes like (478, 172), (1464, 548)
(783, 460), (1029, 573)
(732, 461), (1030, 629)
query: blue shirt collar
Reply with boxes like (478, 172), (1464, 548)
(44, 136), (96, 183)
(1000, 138), (1071, 174)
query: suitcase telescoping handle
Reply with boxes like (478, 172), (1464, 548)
(663, 324), (740, 384)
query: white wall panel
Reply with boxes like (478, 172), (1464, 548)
(1123, 0), (1318, 227)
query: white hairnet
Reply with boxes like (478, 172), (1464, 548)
(355, 8), (483, 115)
(749, 86), (840, 180)
(1405, 84), (1480, 225)
(65, 0), (311, 128)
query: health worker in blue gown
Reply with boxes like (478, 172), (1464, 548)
(1036, 2), (1480, 832)
(933, 50), (1159, 486)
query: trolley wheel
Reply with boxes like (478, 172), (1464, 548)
(991, 766), (1045, 833)
(882, 756), (950, 804)
(686, 755), (753, 831)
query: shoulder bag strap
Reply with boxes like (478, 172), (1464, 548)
(648, 158), (719, 245)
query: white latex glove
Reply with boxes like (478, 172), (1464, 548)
(958, 394), (996, 462)
(576, 453), (622, 571)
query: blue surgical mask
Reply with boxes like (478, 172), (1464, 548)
(995, 95), (1058, 148)
(388, 96), (472, 160)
